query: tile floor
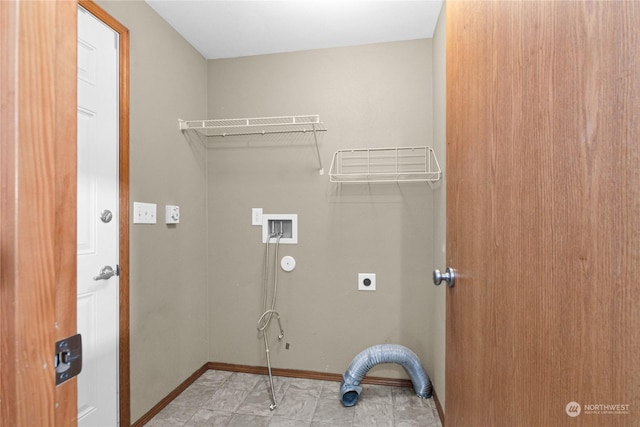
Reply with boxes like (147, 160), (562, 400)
(146, 370), (442, 427)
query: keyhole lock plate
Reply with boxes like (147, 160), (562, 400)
(55, 333), (82, 385)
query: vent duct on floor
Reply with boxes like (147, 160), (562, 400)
(339, 344), (432, 407)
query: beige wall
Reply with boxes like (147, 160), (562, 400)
(97, 1), (209, 421)
(97, 1), (446, 421)
(206, 40), (443, 384)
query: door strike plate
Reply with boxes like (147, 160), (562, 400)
(55, 333), (82, 385)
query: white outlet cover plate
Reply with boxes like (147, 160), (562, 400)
(358, 273), (376, 291)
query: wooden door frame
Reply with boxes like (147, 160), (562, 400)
(77, 1), (131, 425)
(1, 1), (129, 425)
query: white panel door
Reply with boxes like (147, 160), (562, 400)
(77, 6), (119, 426)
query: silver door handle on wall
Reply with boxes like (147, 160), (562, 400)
(93, 265), (118, 281)
(433, 267), (455, 288)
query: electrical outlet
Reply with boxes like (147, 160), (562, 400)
(358, 273), (376, 291)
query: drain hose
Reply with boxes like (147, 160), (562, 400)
(339, 344), (432, 407)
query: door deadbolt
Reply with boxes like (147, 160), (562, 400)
(100, 209), (113, 223)
(433, 267), (456, 288)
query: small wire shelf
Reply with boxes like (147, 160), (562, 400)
(178, 115), (326, 137)
(329, 146), (441, 184)
(179, 114), (327, 174)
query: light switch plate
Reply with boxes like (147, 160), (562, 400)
(252, 208), (263, 226)
(133, 202), (156, 224)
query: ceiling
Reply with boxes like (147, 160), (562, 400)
(145, 1), (444, 60)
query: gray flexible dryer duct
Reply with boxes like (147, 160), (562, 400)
(339, 344), (432, 407)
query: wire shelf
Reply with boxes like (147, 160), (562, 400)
(329, 146), (441, 184)
(178, 115), (327, 174)
(178, 115), (326, 137)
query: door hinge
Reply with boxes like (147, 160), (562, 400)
(55, 333), (82, 385)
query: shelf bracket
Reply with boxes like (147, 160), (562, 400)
(312, 123), (324, 175)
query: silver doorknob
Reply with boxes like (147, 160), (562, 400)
(100, 209), (113, 223)
(93, 265), (118, 281)
(433, 267), (455, 288)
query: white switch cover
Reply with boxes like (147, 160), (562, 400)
(166, 205), (180, 224)
(252, 208), (263, 226)
(133, 202), (156, 224)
